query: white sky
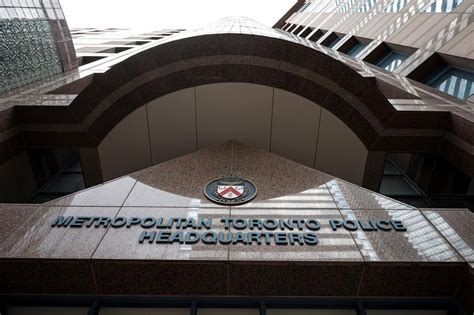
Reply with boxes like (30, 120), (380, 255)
(60, 0), (296, 31)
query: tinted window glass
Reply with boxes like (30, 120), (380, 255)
(376, 51), (408, 71)
(347, 42), (367, 57)
(425, 0), (463, 12)
(427, 67), (474, 100)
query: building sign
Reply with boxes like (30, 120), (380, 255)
(204, 175), (257, 205)
(51, 216), (407, 246)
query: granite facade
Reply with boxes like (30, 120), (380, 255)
(0, 142), (472, 310)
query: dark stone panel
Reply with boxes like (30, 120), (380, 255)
(244, 36), (288, 61)
(0, 133), (25, 165)
(458, 118), (474, 146)
(374, 78), (420, 100)
(0, 140), (14, 165)
(298, 78), (333, 106)
(362, 151), (386, 191)
(455, 266), (474, 314)
(371, 135), (441, 152)
(322, 93), (354, 122)
(180, 35), (221, 61)
(71, 64), (143, 122)
(247, 65), (279, 87)
(87, 88), (145, 143)
(135, 76), (172, 106)
(387, 111), (450, 129)
(310, 53), (349, 83)
(336, 70), (374, 100)
(219, 64), (251, 83)
(228, 263), (293, 296)
(282, 42), (324, 71)
(0, 259), (97, 294)
(22, 131), (95, 148)
(0, 129), (24, 165)
(358, 264), (465, 297)
(359, 92), (397, 127)
(67, 80), (109, 122)
(121, 40), (187, 77)
(228, 263), (363, 296)
(214, 33), (261, 57)
(184, 65), (224, 87)
(289, 264), (363, 296)
(0, 107), (18, 133)
(438, 139), (474, 178)
(97, 66), (137, 100)
(93, 260), (228, 295)
(79, 147), (103, 187)
(272, 70), (308, 96)
(446, 114), (467, 140)
(15, 106), (79, 124)
(344, 109), (379, 149)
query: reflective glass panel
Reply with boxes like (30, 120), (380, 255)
(425, 0), (463, 12)
(347, 42), (367, 57)
(385, 0), (411, 11)
(376, 51), (408, 71)
(329, 37), (341, 48)
(380, 177), (420, 195)
(427, 67), (474, 100)
(298, 2), (311, 12)
(358, 0), (377, 12)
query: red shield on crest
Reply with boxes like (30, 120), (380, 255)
(217, 185), (244, 199)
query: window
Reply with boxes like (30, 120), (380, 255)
(337, 36), (371, 57)
(358, 0), (378, 12)
(28, 150), (85, 204)
(376, 51), (408, 71)
(379, 153), (474, 210)
(308, 29), (324, 42)
(347, 42), (367, 57)
(299, 27), (315, 38)
(337, 0), (358, 12)
(308, 0), (337, 13)
(297, 2), (311, 12)
(425, 0), (463, 12)
(426, 66), (474, 100)
(292, 25), (305, 35)
(320, 32), (343, 48)
(328, 36), (341, 48)
(385, 0), (411, 12)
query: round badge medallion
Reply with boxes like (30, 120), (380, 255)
(204, 175), (257, 205)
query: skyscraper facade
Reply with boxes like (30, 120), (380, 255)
(0, 1), (473, 314)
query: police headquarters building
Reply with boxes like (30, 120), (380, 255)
(0, 0), (474, 314)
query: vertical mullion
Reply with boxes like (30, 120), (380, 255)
(259, 300), (267, 315)
(356, 301), (367, 315)
(87, 299), (100, 315)
(190, 301), (197, 315)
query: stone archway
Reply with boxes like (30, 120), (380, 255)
(97, 83), (369, 185)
